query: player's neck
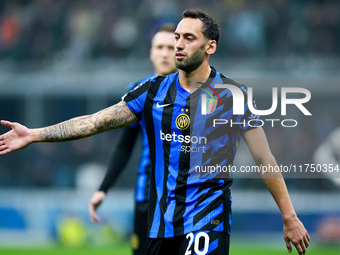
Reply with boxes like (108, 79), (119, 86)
(178, 62), (211, 92)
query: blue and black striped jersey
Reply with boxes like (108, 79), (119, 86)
(123, 67), (259, 238)
(127, 74), (156, 202)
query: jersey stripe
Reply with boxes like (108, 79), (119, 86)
(140, 76), (166, 236)
(158, 76), (178, 237)
(127, 75), (155, 202)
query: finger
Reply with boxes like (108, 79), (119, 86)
(294, 244), (303, 255)
(0, 148), (10, 156)
(0, 140), (10, 154)
(294, 243), (303, 255)
(88, 204), (96, 222)
(299, 239), (307, 255)
(91, 212), (100, 223)
(284, 237), (292, 253)
(94, 214), (100, 222)
(304, 235), (310, 248)
(89, 203), (100, 223)
(90, 213), (100, 223)
(0, 120), (13, 128)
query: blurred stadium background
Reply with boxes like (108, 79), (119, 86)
(0, 0), (339, 254)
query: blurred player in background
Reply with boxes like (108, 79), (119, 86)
(313, 126), (340, 245)
(313, 126), (340, 189)
(0, 9), (310, 255)
(88, 23), (177, 255)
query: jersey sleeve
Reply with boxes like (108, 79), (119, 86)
(122, 80), (152, 120)
(126, 81), (144, 128)
(123, 75), (161, 120)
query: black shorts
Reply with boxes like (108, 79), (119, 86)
(144, 230), (230, 255)
(130, 201), (149, 255)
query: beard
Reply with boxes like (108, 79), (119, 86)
(175, 44), (206, 73)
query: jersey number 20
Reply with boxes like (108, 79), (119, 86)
(185, 232), (210, 255)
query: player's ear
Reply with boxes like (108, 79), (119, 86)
(206, 40), (216, 55)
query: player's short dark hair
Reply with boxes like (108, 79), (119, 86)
(157, 23), (176, 33)
(182, 9), (220, 44)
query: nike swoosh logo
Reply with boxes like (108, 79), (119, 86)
(156, 102), (172, 108)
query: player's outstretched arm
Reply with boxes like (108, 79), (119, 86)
(242, 127), (310, 255)
(0, 101), (137, 155)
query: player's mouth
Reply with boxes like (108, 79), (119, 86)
(175, 52), (186, 60)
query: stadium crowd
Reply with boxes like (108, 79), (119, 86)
(0, 0), (339, 63)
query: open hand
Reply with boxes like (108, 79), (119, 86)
(0, 120), (32, 155)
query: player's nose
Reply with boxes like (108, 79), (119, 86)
(175, 37), (184, 50)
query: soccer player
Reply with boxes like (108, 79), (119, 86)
(0, 9), (310, 255)
(88, 23), (177, 255)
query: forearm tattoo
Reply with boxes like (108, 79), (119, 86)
(40, 123), (69, 142)
(40, 101), (134, 142)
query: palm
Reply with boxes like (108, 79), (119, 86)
(0, 121), (31, 154)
